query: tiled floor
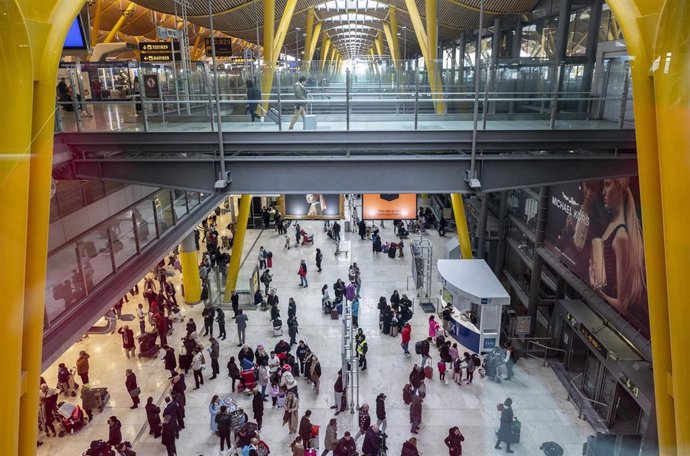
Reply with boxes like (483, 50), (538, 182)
(38, 214), (594, 456)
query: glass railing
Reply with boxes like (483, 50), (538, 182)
(44, 189), (209, 329)
(54, 58), (634, 133)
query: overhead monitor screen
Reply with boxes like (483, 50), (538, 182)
(63, 16), (87, 49)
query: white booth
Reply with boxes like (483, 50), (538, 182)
(437, 259), (510, 353)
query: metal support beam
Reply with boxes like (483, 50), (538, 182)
(103, 3), (135, 44)
(224, 194), (251, 301)
(493, 191), (508, 274)
(476, 194), (489, 259)
(450, 194), (473, 259)
(527, 187), (549, 335)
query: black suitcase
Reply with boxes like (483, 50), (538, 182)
(510, 418), (521, 444)
(388, 248), (396, 258)
(331, 309), (339, 320)
(178, 353), (192, 370)
(266, 107), (280, 125)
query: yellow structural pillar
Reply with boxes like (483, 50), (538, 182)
(90, 0), (103, 47)
(320, 36), (331, 72)
(0, 1), (87, 454)
(606, 0), (674, 453)
(383, 23), (397, 61)
(303, 7), (315, 72)
(103, 2), (135, 43)
(262, 0), (297, 113)
(425, 0), (445, 114)
(224, 195), (252, 301)
(375, 32), (384, 57)
(450, 194), (473, 259)
(389, 6), (401, 68)
(180, 232), (201, 304)
(304, 21), (322, 73)
(652, 0), (690, 450)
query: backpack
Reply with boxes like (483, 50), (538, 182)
(473, 355), (481, 367)
(242, 445), (252, 456)
(402, 384), (412, 405)
(414, 341), (424, 355)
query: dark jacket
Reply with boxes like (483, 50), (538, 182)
(164, 349), (177, 370)
(401, 440), (421, 456)
(161, 420), (176, 446)
(409, 368), (424, 389)
(298, 415), (312, 446)
(118, 328), (135, 349)
(410, 395), (422, 422)
(253, 392), (264, 418)
(288, 318), (299, 337)
(376, 395), (386, 420)
(146, 402), (161, 429)
(497, 406), (514, 442)
(228, 360), (241, 379)
(362, 427), (380, 455)
(444, 431), (465, 456)
(108, 419), (122, 445)
(238, 347), (255, 364)
(125, 373), (138, 393)
(334, 437), (357, 456)
(163, 401), (178, 421)
(358, 409), (371, 432)
(216, 411), (233, 434)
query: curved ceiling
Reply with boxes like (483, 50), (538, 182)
(110, 0), (539, 59)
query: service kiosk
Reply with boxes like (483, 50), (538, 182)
(437, 259), (510, 353)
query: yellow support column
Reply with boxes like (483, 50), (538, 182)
(375, 32), (384, 56)
(303, 7), (315, 72)
(262, 0), (298, 113)
(450, 194), (473, 259)
(305, 21), (322, 73)
(651, 0), (690, 450)
(103, 2), (135, 43)
(320, 36), (331, 71)
(224, 195), (252, 301)
(260, 0), (275, 113)
(403, 0), (428, 55)
(425, 0), (445, 114)
(0, 4), (33, 455)
(389, 6), (401, 68)
(91, 0), (103, 47)
(606, 1), (674, 453)
(179, 233), (201, 304)
(383, 23), (397, 60)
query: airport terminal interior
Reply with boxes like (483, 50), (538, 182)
(2, 0), (689, 455)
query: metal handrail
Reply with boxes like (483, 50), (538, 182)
(526, 340), (567, 367)
(567, 373), (609, 420)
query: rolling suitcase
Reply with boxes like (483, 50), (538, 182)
(266, 108), (280, 125)
(303, 114), (317, 130)
(178, 353), (192, 371)
(510, 418), (521, 444)
(388, 247), (397, 258)
(331, 309), (339, 320)
(424, 365), (433, 379)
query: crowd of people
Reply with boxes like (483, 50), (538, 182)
(39, 201), (526, 456)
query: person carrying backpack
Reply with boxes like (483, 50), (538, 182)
(415, 337), (431, 367)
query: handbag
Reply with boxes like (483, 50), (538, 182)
(129, 387), (141, 398)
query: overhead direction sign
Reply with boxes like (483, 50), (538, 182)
(138, 41), (181, 62)
(205, 37), (233, 57)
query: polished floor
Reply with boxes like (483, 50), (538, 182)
(38, 214), (594, 456)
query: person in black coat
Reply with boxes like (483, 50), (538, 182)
(298, 410), (313, 449)
(358, 220), (366, 240)
(375, 393), (387, 433)
(107, 416), (122, 446)
(381, 306), (393, 335)
(230, 291), (240, 319)
(361, 425), (381, 456)
(174, 391), (186, 431)
(444, 426), (465, 456)
(163, 346), (177, 378)
(252, 389), (264, 430)
(288, 315), (299, 346)
(238, 345), (255, 365)
(163, 396), (180, 437)
(145, 396), (162, 437)
(125, 369), (140, 409)
(390, 290), (401, 311)
(216, 307), (226, 340)
(495, 398), (515, 452)
(161, 415), (177, 456)
(288, 297), (297, 319)
(227, 357), (241, 392)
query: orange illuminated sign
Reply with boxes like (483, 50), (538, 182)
(362, 194), (417, 220)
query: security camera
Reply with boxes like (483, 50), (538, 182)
(214, 171), (231, 190)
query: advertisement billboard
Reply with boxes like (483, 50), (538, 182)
(544, 178), (649, 337)
(362, 194), (417, 220)
(281, 194), (343, 219)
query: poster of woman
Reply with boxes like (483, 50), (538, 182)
(281, 194), (343, 220)
(545, 178), (649, 337)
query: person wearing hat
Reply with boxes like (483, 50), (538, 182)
(354, 403), (371, 441)
(495, 397), (515, 453)
(375, 393), (387, 433)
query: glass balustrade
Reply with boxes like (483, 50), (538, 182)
(54, 58), (634, 133)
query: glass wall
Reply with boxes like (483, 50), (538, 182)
(44, 189), (211, 328)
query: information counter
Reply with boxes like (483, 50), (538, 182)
(437, 259), (510, 353)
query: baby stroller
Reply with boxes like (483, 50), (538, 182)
(272, 317), (283, 337)
(137, 330), (160, 358)
(237, 369), (257, 393)
(300, 229), (314, 245)
(57, 402), (86, 436)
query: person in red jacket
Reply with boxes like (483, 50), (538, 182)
(401, 323), (412, 357)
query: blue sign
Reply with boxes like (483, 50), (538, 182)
(63, 16), (87, 49)
(483, 337), (497, 349)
